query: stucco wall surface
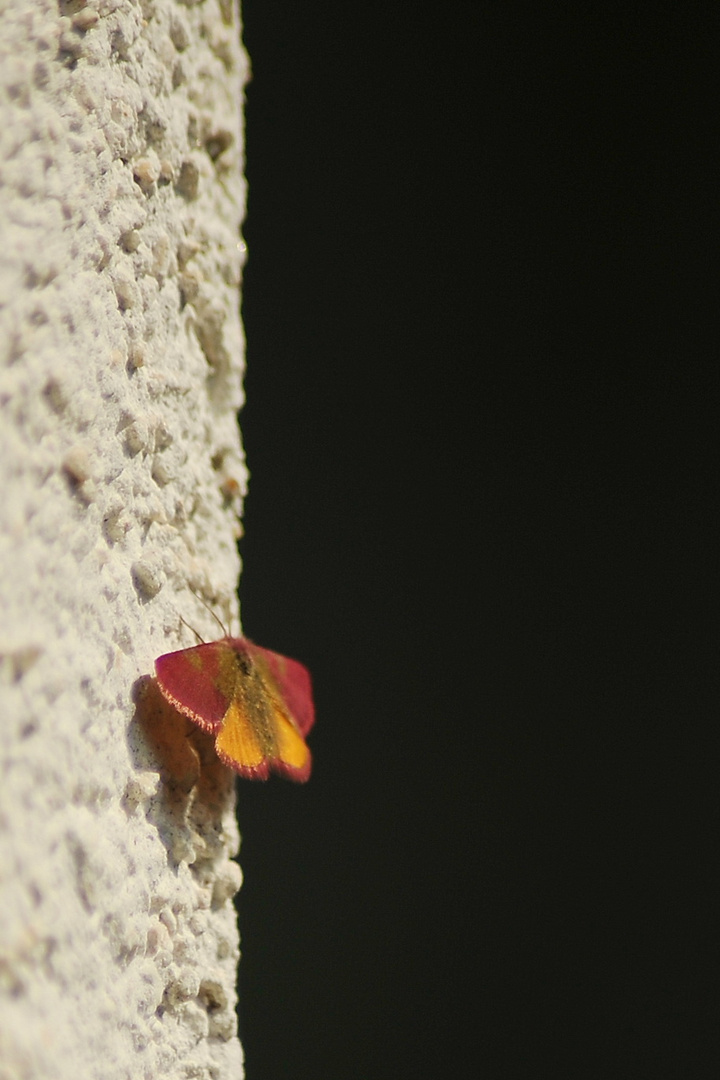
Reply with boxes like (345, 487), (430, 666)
(0, 2), (248, 1077)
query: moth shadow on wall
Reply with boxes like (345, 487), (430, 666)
(127, 675), (235, 868)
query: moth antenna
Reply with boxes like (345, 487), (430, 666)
(188, 586), (230, 637)
(179, 613), (205, 645)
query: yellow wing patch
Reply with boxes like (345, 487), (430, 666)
(215, 699), (265, 769)
(273, 704), (311, 770)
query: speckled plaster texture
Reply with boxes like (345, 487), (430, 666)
(0, 2), (248, 1077)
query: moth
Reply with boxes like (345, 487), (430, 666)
(155, 637), (314, 781)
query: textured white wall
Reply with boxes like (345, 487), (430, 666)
(0, 2), (248, 1076)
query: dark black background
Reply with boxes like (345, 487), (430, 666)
(236, 4), (718, 1078)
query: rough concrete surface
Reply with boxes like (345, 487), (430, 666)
(0, 2), (248, 1076)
